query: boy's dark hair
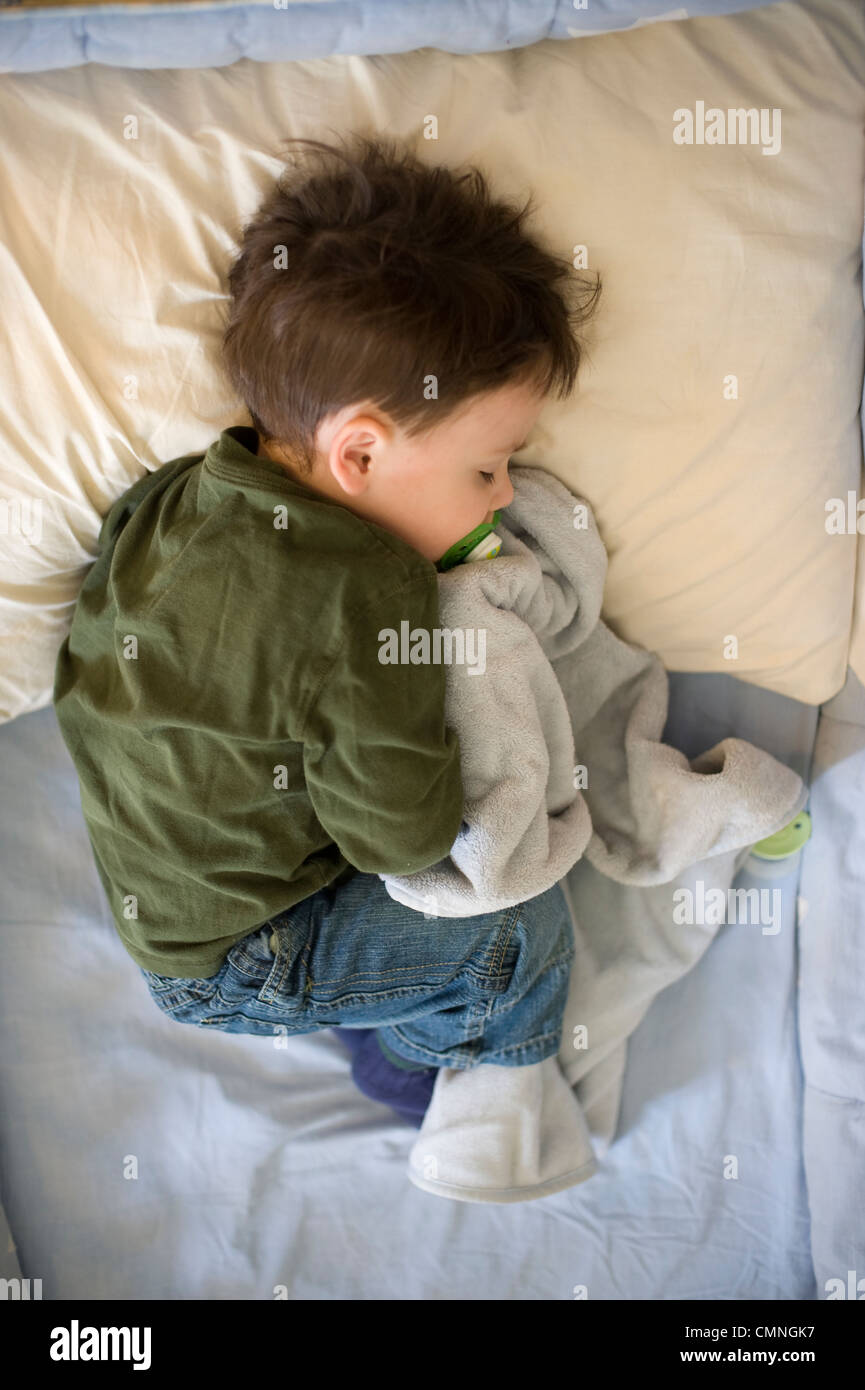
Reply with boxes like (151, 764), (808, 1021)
(221, 131), (602, 474)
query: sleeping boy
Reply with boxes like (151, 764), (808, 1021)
(53, 132), (602, 1126)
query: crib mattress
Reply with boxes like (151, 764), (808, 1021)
(5, 666), (859, 1300)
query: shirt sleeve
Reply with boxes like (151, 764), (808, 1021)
(301, 573), (465, 876)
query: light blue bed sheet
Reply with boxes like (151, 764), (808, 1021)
(3, 667), (851, 1301)
(0, 0), (782, 76)
(797, 668), (865, 1299)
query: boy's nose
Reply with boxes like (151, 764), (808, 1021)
(497, 476), (515, 511)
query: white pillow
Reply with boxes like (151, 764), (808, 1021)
(0, 0), (862, 723)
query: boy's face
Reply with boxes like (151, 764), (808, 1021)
(259, 377), (548, 566)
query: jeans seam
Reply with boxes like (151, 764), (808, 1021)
(482, 902), (523, 982)
(383, 1018), (563, 1070)
(305, 959), (470, 987)
(253, 910), (523, 996)
(383, 1022), (480, 1069)
(248, 927), (475, 992)
(304, 981), (477, 1010)
(479, 1026), (564, 1064)
(488, 951), (574, 1019)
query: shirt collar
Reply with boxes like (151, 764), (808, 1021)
(204, 424), (323, 501)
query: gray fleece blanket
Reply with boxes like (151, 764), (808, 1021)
(377, 465), (807, 1205)
(382, 464), (805, 915)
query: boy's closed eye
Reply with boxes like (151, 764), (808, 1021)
(480, 439), (528, 486)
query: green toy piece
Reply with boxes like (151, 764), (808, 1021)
(437, 512), (502, 571)
(750, 810), (812, 860)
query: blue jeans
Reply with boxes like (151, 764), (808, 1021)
(139, 872), (575, 1070)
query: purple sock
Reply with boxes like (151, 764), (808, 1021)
(333, 1027), (437, 1127)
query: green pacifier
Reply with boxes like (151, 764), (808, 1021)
(437, 512), (503, 572)
(750, 810), (812, 860)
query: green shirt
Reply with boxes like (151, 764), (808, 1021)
(53, 425), (464, 978)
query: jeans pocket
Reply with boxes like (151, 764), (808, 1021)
(220, 918), (307, 1009)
